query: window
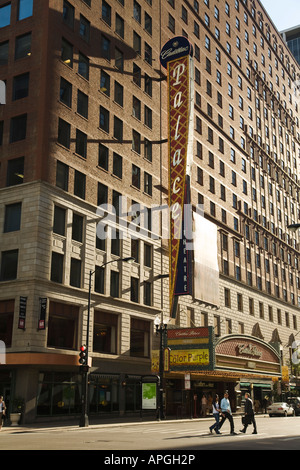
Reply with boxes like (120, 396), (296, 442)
(113, 152), (122, 179)
(101, 35), (111, 61)
(72, 213), (84, 243)
(6, 157), (24, 186)
(79, 14), (90, 42)
(50, 252), (64, 283)
(132, 164), (140, 188)
(10, 114), (27, 142)
(114, 81), (123, 106)
(0, 299), (14, 347)
(15, 32), (31, 59)
(4, 203), (22, 232)
(144, 172), (152, 196)
(77, 90), (88, 118)
(130, 318), (150, 357)
(110, 271), (120, 297)
(75, 129), (87, 158)
(100, 70), (110, 96)
(0, 250), (18, 281)
(78, 52), (89, 79)
(61, 38), (73, 67)
(0, 4), (11, 28)
(94, 267), (105, 294)
(93, 311), (118, 353)
(102, 0), (111, 25)
(131, 277), (139, 302)
(13, 73), (29, 100)
(100, 106), (109, 132)
(113, 116), (123, 141)
(70, 258), (81, 287)
(58, 118), (70, 148)
(53, 206), (66, 236)
(0, 41), (9, 65)
(63, 0), (74, 28)
(98, 143), (108, 170)
(74, 170), (86, 199)
(56, 161), (69, 191)
(60, 77), (72, 107)
(47, 301), (79, 349)
(18, 0), (33, 19)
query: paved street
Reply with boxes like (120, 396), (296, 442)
(1, 415), (300, 453)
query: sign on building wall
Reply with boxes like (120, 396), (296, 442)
(160, 37), (194, 318)
(167, 327), (215, 371)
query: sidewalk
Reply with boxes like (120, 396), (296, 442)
(1, 413), (269, 433)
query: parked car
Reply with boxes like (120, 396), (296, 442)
(286, 397), (300, 416)
(267, 402), (295, 417)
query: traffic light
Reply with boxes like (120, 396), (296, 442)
(79, 345), (87, 365)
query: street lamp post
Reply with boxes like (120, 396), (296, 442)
(154, 314), (169, 421)
(79, 256), (134, 427)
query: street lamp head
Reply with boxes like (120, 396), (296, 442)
(121, 256), (135, 263)
(287, 224), (300, 233)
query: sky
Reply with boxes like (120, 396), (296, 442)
(260, 0), (300, 32)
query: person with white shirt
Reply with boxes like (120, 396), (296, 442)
(209, 394), (221, 434)
(218, 392), (237, 435)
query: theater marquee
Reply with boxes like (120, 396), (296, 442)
(167, 327), (215, 372)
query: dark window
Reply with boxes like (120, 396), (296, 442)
(72, 213), (84, 242)
(110, 270), (119, 297)
(74, 170), (86, 199)
(61, 38), (73, 67)
(93, 311), (118, 354)
(98, 144), (108, 170)
(58, 118), (71, 148)
(15, 32), (31, 59)
(77, 90), (88, 118)
(78, 52), (89, 79)
(6, 157), (24, 186)
(0, 41), (9, 65)
(47, 301), (79, 349)
(13, 72), (29, 100)
(50, 252), (64, 283)
(60, 77), (72, 107)
(0, 299), (14, 347)
(75, 129), (87, 158)
(53, 206), (66, 236)
(56, 161), (69, 191)
(70, 258), (81, 287)
(10, 114), (27, 142)
(0, 250), (18, 281)
(4, 202), (22, 232)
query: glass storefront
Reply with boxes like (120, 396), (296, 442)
(37, 372), (81, 416)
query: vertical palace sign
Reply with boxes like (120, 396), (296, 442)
(160, 37), (194, 317)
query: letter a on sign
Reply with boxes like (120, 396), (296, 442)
(160, 37), (193, 317)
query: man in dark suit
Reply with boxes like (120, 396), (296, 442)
(240, 392), (257, 434)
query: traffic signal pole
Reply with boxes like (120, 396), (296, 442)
(79, 270), (92, 427)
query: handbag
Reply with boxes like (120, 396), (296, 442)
(242, 415), (252, 425)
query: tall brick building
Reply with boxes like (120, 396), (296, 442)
(0, 0), (299, 423)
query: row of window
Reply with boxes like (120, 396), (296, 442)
(223, 287), (298, 330)
(0, 298), (151, 358)
(0, 0), (33, 28)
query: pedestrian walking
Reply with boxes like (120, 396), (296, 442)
(209, 394), (221, 434)
(0, 396), (6, 430)
(240, 392), (257, 434)
(218, 392), (237, 435)
(201, 394), (207, 417)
